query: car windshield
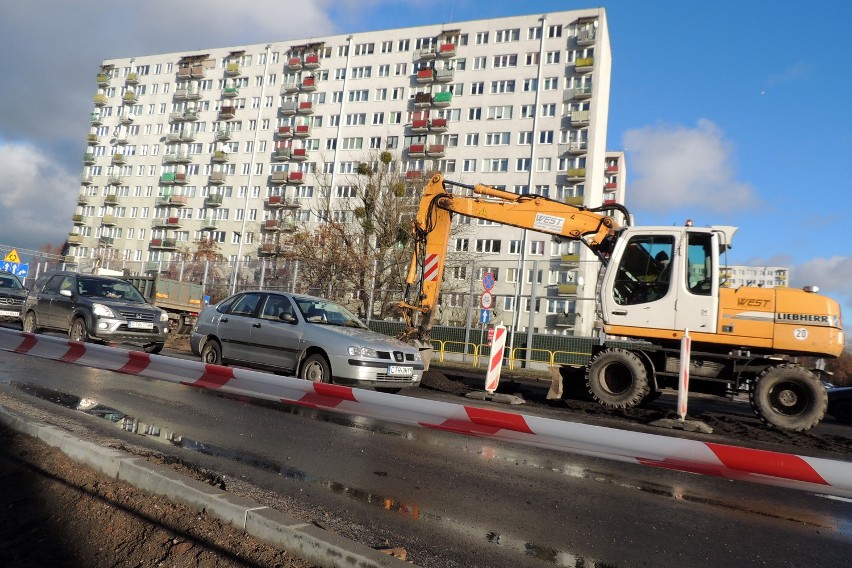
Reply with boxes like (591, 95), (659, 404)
(0, 273), (23, 289)
(78, 277), (147, 303)
(294, 297), (367, 328)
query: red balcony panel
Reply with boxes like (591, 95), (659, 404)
(412, 119), (428, 129)
(305, 54), (319, 65)
(295, 125), (310, 134)
(409, 144), (425, 153)
(430, 118), (447, 128)
(298, 101), (313, 110)
(406, 171), (423, 179)
(293, 148), (307, 157)
(289, 172), (304, 182)
(417, 69), (434, 79)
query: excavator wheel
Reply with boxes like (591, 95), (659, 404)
(585, 348), (650, 408)
(749, 364), (826, 431)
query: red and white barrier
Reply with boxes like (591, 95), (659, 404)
(1, 328), (850, 498)
(484, 324), (507, 394)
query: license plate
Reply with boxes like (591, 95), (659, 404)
(0, 310), (19, 317)
(128, 321), (154, 330)
(387, 365), (413, 377)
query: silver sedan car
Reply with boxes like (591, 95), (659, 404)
(190, 291), (423, 392)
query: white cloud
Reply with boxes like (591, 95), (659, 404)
(791, 256), (852, 317)
(622, 119), (761, 215)
(0, 143), (77, 251)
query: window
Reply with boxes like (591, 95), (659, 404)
(348, 89), (369, 102)
(490, 80), (515, 94)
(543, 77), (559, 90)
(485, 132), (510, 146)
(483, 158), (508, 172)
(476, 239), (501, 253)
(345, 113), (366, 126)
(375, 88), (388, 101)
(516, 158), (530, 172)
(492, 54), (517, 68)
(495, 28), (519, 42)
(518, 131), (532, 145)
(525, 52), (540, 66)
(372, 112), (384, 125)
(536, 157), (552, 172)
(465, 133), (479, 146)
(354, 42), (374, 56)
(541, 103), (556, 117)
(472, 56), (486, 70)
(468, 107), (482, 121)
(454, 238), (469, 252)
(470, 82), (484, 95)
(381, 41), (393, 54)
(545, 51), (561, 64)
(394, 62), (407, 76)
(487, 105), (512, 120)
(462, 159), (476, 172)
(475, 32), (489, 45)
(539, 130), (554, 144)
(523, 78), (538, 92)
(520, 105), (535, 118)
(397, 39), (410, 51)
(529, 241), (545, 255)
(377, 64), (390, 77)
(528, 27), (542, 40)
(351, 66), (372, 79)
(612, 234), (676, 306)
(548, 24), (563, 38)
(341, 137), (363, 150)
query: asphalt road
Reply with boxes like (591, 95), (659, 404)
(0, 345), (850, 568)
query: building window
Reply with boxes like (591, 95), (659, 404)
(476, 239), (501, 253)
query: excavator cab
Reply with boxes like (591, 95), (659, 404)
(600, 227), (721, 337)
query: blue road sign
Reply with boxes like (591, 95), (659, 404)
(0, 261), (29, 280)
(479, 308), (491, 324)
(482, 272), (495, 291)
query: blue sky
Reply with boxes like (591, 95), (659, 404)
(0, 0), (850, 333)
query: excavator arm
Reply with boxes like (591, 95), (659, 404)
(398, 173), (627, 344)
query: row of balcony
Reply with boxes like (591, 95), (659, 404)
(279, 101), (315, 116)
(79, 171), (230, 188)
(276, 124), (312, 138)
(287, 54), (321, 71)
(408, 118), (448, 133)
(417, 43), (456, 60)
(415, 68), (455, 84)
(269, 170), (305, 185)
(413, 91), (452, 108)
(281, 75), (318, 94)
(406, 144), (445, 158)
(272, 147), (309, 162)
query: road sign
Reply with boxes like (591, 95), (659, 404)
(0, 261), (28, 280)
(479, 308), (490, 324)
(3, 249), (20, 263)
(480, 291), (493, 309)
(482, 272), (495, 291)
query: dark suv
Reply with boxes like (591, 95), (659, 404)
(0, 270), (27, 324)
(22, 271), (169, 353)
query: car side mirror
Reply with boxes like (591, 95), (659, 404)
(59, 289), (73, 298)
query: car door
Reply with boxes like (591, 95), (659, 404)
(50, 275), (78, 332)
(216, 292), (263, 364)
(249, 294), (302, 371)
(34, 274), (66, 329)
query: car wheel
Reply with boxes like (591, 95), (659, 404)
(750, 364), (826, 431)
(143, 342), (164, 354)
(69, 317), (89, 343)
(23, 311), (40, 334)
(585, 348), (650, 408)
(200, 339), (223, 365)
(299, 353), (331, 383)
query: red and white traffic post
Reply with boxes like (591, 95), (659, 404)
(485, 323), (507, 394)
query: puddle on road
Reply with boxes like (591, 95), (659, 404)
(10, 380), (616, 566)
(11, 380), (851, 560)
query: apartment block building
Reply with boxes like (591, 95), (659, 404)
(722, 265), (790, 288)
(69, 8), (617, 335)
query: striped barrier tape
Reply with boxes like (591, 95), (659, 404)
(1, 328), (850, 498)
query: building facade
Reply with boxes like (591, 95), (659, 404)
(722, 265), (789, 288)
(69, 8), (617, 335)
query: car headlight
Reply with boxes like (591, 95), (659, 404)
(159, 311), (169, 322)
(413, 350), (422, 362)
(92, 303), (116, 318)
(348, 346), (378, 358)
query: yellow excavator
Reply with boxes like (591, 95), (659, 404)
(399, 174), (845, 431)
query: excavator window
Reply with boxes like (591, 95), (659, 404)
(686, 233), (713, 296)
(613, 235), (675, 306)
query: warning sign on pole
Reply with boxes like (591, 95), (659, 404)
(485, 323), (507, 394)
(677, 329), (691, 421)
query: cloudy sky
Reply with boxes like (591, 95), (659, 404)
(1, 0), (850, 326)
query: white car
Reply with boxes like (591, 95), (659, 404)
(191, 291), (423, 392)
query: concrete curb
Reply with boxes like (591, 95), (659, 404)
(0, 405), (412, 568)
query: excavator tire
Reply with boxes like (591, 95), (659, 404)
(585, 348), (650, 408)
(750, 364), (826, 431)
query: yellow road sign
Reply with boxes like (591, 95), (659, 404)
(3, 249), (20, 263)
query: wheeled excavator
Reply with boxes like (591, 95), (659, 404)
(398, 174), (844, 431)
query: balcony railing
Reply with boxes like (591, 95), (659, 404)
(225, 63), (241, 76)
(160, 172), (176, 185)
(149, 238), (177, 250)
(272, 147), (291, 161)
(215, 129), (232, 141)
(83, 153), (95, 164)
(558, 284), (579, 295)
(432, 92), (452, 107)
(101, 214), (116, 226)
(209, 171), (227, 185)
(563, 196), (584, 207)
(291, 148), (308, 161)
(416, 68), (434, 83)
(93, 94), (108, 106)
(438, 43), (456, 57)
(565, 85), (593, 100)
(413, 93), (432, 108)
(426, 144), (445, 158)
(288, 57), (303, 70)
(204, 194), (224, 207)
(566, 168), (587, 180)
(219, 106), (236, 119)
(297, 101), (314, 114)
(96, 73), (111, 86)
(410, 119), (428, 133)
(301, 77), (317, 91)
(280, 101), (298, 115)
(574, 57), (594, 71)
(435, 68), (454, 82)
(213, 150), (230, 163)
(569, 110), (591, 125)
(287, 171), (304, 185)
(294, 124), (311, 137)
(430, 118), (448, 132)
(223, 87), (239, 98)
(407, 144), (426, 157)
(304, 54), (320, 69)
